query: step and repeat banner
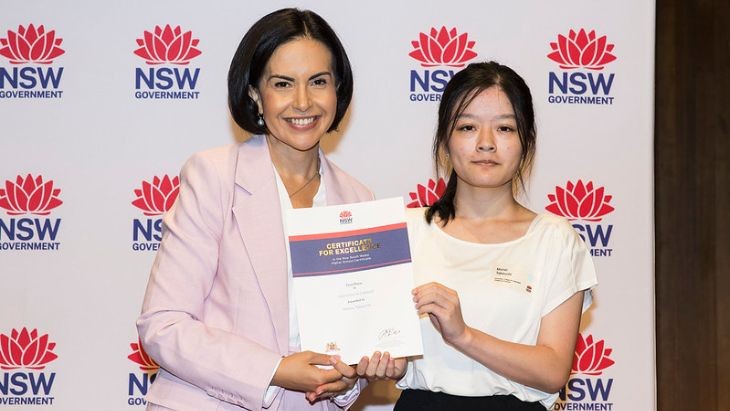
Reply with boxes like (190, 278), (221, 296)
(1, 0), (655, 409)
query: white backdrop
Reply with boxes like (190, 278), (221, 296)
(0, 1), (655, 410)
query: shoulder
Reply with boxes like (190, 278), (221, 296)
(405, 207), (430, 242)
(182, 137), (270, 178)
(183, 144), (239, 174)
(405, 207), (428, 224)
(533, 212), (573, 231)
(177, 144), (243, 205)
(531, 213), (587, 251)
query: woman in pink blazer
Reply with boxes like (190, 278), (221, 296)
(137, 9), (373, 410)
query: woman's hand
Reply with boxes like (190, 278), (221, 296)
(304, 356), (359, 402)
(356, 351), (407, 381)
(412, 282), (472, 347)
(272, 351), (344, 393)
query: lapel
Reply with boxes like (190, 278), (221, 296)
(230, 136), (289, 354)
(321, 154), (348, 206)
(229, 136), (360, 354)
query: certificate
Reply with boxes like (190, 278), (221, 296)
(286, 197), (423, 365)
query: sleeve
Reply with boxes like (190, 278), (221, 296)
(331, 381), (360, 408)
(136, 151), (282, 410)
(541, 221), (599, 316)
(262, 358), (284, 408)
(332, 379), (368, 409)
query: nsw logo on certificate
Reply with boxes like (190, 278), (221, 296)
(286, 197), (423, 365)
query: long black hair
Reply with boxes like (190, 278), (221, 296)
(426, 61), (536, 224)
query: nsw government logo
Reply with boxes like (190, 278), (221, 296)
(547, 29), (616, 105)
(131, 175), (179, 251)
(545, 180), (614, 257)
(339, 210), (353, 225)
(552, 333), (615, 410)
(408, 26), (477, 102)
(406, 177), (446, 208)
(0, 24), (65, 99)
(0, 174), (63, 251)
(127, 338), (159, 406)
(133, 24), (202, 100)
(0, 327), (59, 406)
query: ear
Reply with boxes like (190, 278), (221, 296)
(248, 86), (263, 113)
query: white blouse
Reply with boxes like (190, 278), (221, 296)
(397, 208), (597, 408)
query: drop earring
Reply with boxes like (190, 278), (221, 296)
(257, 113), (265, 127)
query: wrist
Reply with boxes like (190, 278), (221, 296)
(270, 355), (287, 387)
(451, 326), (473, 349)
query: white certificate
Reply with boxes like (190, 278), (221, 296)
(286, 197), (423, 365)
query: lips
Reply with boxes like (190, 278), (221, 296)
(286, 116), (317, 127)
(473, 159), (499, 165)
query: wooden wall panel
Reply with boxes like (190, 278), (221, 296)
(655, 0), (730, 409)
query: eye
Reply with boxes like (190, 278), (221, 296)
(271, 79), (293, 89)
(311, 77), (329, 87)
(497, 125), (517, 133)
(456, 123), (477, 132)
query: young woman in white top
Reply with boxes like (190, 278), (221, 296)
(357, 61), (597, 410)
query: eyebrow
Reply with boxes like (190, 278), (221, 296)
(456, 113), (516, 120)
(268, 71), (333, 82)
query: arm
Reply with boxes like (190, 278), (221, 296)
(137, 151), (343, 409)
(413, 282), (584, 393)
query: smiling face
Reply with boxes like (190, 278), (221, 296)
(447, 86), (523, 192)
(249, 37), (337, 154)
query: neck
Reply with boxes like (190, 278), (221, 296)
(453, 180), (522, 221)
(266, 135), (320, 179)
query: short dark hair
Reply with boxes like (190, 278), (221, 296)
(228, 8), (353, 134)
(427, 61), (537, 224)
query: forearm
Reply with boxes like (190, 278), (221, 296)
(450, 327), (570, 393)
(138, 310), (281, 408)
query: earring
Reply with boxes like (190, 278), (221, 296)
(257, 113), (265, 127)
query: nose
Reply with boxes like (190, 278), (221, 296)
(476, 129), (496, 152)
(293, 84), (312, 112)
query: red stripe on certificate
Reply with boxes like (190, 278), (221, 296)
(293, 258), (413, 277)
(288, 222), (407, 242)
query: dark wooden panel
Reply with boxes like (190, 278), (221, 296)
(655, 0), (730, 409)
(713, 4), (730, 404)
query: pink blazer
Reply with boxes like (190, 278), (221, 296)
(137, 136), (374, 410)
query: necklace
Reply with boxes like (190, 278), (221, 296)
(287, 171), (320, 198)
(287, 158), (321, 198)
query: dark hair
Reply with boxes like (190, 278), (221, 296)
(426, 61), (537, 224)
(228, 8), (353, 134)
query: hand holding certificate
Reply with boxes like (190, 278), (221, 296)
(286, 197), (423, 365)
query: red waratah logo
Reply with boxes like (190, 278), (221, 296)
(407, 177), (446, 208)
(547, 29), (616, 70)
(409, 26), (477, 68)
(572, 333), (615, 376)
(0, 174), (63, 216)
(545, 180), (614, 222)
(134, 25), (201, 65)
(128, 339), (159, 372)
(131, 175), (180, 216)
(0, 327), (58, 370)
(339, 210), (352, 219)
(0, 24), (65, 64)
